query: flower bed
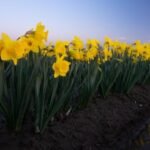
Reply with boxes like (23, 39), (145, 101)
(0, 23), (150, 149)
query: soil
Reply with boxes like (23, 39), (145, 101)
(0, 85), (150, 150)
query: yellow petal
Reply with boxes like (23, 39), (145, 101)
(1, 50), (11, 60)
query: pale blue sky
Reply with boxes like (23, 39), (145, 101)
(0, 0), (150, 42)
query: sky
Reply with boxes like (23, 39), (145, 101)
(0, 0), (150, 42)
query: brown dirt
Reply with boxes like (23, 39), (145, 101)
(0, 85), (150, 150)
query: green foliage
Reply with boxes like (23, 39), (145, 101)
(0, 53), (39, 131)
(99, 59), (121, 97)
(0, 53), (150, 133)
(76, 61), (102, 108)
(113, 58), (147, 93)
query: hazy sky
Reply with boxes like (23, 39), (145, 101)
(0, 0), (150, 42)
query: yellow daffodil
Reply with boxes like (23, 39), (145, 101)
(104, 37), (113, 45)
(69, 49), (84, 61)
(103, 48), (112, 62)
(87, 39), (100, 48)
(34, 22), (48, 42)
(71, 36), (83, 50)
(85, 47), (98, 61)
(52, 55), (71, 78)
(54, 41), (69, 55)
(0, 40), (3, 57)
(1, 33), (25, 65)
